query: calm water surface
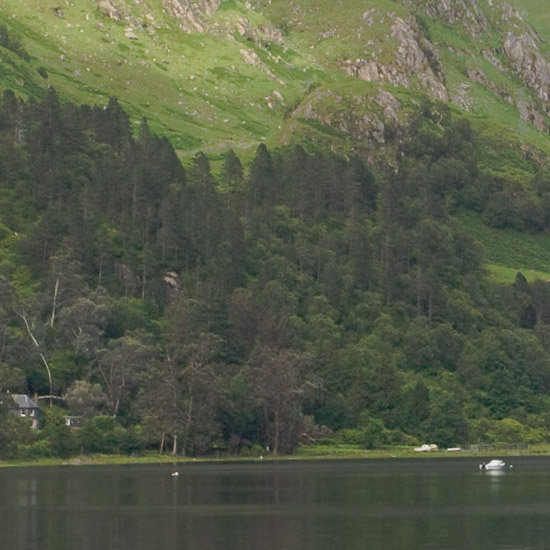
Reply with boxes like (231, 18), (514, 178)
(1, 457), (549, 550)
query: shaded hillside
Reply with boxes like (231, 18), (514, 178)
(1, 92), (550, 457)
(3, 1), (550, 457)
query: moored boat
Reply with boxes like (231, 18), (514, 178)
(479, 459), (505, 471)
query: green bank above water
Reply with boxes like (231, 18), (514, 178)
(2, 444), (550, 468)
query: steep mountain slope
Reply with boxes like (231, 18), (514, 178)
(3, 2), (550, 287)
(2, 0), (550, 161)
(0, 0), (313, 153)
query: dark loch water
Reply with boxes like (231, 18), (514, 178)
(1, 457), (549, 550)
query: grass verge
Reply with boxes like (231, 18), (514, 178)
(2, 444), (550, 468)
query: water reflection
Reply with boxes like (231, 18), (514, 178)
(16, 478), (37, 507)
(483, 469), (506, 477)
(1, 458), (550, 550)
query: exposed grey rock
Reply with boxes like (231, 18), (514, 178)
(97, 0), (126, 20)
(516, 99), (530, 121)
(235, 17), (283, 45)
(520, 144), (550, 166)
(235, 17), (248, 36)
(291, 88), (402, 148)
(503, 31), (550, 102)
(125, 27), (139, 39)
(374, 90), (400, 121)
(498, 1), (524, 24)
(97, 0), (223, 34)
(162, 0), (220, 32)
(451, 82), (475, 111)
(361, 8), (382, 27)
(343, 17), (448, 101)
(241, 48), (261, 65)
(425, 0), (488, 38)
(466, 65), (488, 86)
(263, 89), (284, 109)
(258, 25), (283, 44)
(163, 271), (181, 305)
(420, 0), (549, 132)
(240, 48), (285, 85)
(516, 99), (547, 132)
(482, 49), (506, 72)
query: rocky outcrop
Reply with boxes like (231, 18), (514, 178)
(235, 17), (283, 45)
(97, 0), (127, 20)
(424, 0), (488, 37)
(481, 49), (506, 73)
(163, 271), (181, 305)
(162, 0), (221, 32)
(343, 17), (448, 101)
(125, 27), (139, 39)
(96, 0), (550, 135)
(497, 1), (525, 25)
(463, 59), (548, 130)
(264, 89), (284, 109)
(375, 90), (400, 121)
(466, 65), (489, 87)
(96, 0), (283, 46)
(419, 0), (549, 131)
(292, 88), (403, 147)
(515, 99), (547, 132)
(503, 31), (550, 102)
(240, 48), (285, 85)
(97, 0), (222, 32)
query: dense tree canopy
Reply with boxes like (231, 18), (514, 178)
(1, 90), (550, 457)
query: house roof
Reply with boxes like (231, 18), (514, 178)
(11, 394), (39, 409)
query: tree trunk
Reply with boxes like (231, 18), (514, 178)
(18, 312), (54, 405)
(98, 252), (103, 287)
(187, 393), (193, 432)
(273, 408), (279, 456)
(172, 433), (178, 456)
(416, 265), (422, 316)
(50, 277), (59, 328)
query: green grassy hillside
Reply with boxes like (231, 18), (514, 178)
(1, 0), (550, 157)
(0, 0), (324, 155)
(2, 0), (550, 277)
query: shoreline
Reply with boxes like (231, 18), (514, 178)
(1, 444), (549, 468)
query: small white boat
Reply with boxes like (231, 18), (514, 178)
(479, 459), (506, 471)
(171, 472), (179, 477)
